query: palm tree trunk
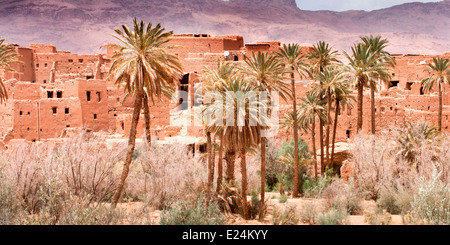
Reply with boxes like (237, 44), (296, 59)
(330, 99), (340, 168)
(240, 147), (249, 220)
(216, 132), (224, 193)
(326, 89), (331, 169)
(311, 117), (317, 180)
(439, 83), (443, 131)
(371, 87), (376, 134)
(291, 69), (300, 198)
(225, 149), (236, 184)
(357, 80), (364, 132)
(112, 93), (143, 208)
(207, 131), (213, 191)
(143, 95), (152, 147)
(319, 119), (325, 175)
(260, 136), (266, 218)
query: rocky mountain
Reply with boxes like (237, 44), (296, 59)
(0, 0), (448, 54)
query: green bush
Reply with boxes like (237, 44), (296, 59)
(160, 195), (226, 225)
(279, 194), (288, 204)
(265, 139), (310, 193)
(303, 168), (334, 198)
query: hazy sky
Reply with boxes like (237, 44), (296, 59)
(296, 0), (442, 11)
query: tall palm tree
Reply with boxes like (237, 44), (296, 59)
(105, 19), (182, 208)
(360, 35), (395, 134)
(203, 77), (268, 220)
(421, 57), (450, 131)
(276, 43), (307, 198)
(203, 60), (238, 188)
(330, 81), (354, 166)
(0, 37), (21, 102)
(298, 91), (326, 179)
(307, 41), (340, 174)
(313, 66), (349, 170)
(239, 51), (289, 216)
(343, 43), (391, 133)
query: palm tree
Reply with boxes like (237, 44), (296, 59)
(330, 82), (354, 166)
(298, 91), (326, 179)
(343, 43), (391, 133)
(360, 35), (395, 134)
(421, 57), (450, 131)
(0, 37), (21, 102)
(313, 66), (349, 170)
(203, 60), (238, 188)
(307, 41), (340, 174)
(105, 19), (182, 208)
(275, 43), (307, 198)
(239, 51), (289, 216)
(203, 77), (268, 220)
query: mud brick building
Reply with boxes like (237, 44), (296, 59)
(1, 34), (449, 157)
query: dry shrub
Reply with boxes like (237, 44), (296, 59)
(271, 205), (299, 225)
(0, 131), (125, 224)
(351, 124), (450, 222)
(350, 129), (450, 201)
(133, 143), (207, 210)
(299, 201), (319, 225)
(322, 178), (363, 215)
(364, 209), (392, 225)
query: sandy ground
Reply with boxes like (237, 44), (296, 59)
(115, 192), (404, 225)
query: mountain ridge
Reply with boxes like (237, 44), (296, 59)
(0, 0), (448, 54)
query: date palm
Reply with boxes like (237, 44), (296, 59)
(203, 60), (238, 189)
(313, 66), (348, 170)
(421, 57), (450, 131)
(298, 91), (326, 179)
(105, 19), (182, 208)
(330, 82), (354, 166)
(239, 51), (289, 216)
(361, 35), (395, 134)
(0, 37), (21, 102)
(307, 41), (340, 174)
(203, 77), (268, 220)
(343, 43), (391, 133)
(275, 43), (307, 198)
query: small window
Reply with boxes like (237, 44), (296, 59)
(86, 91), (91, 101)
(234, 55), (239, 61)
(420, 87), (425, 95)
(47, 91), (53, 98)
(44, 63), (47, 67)
(93, 114), (97, 119)
(43, 80), (47, 84)
(57, 91), (63, 98)
(65, 108), (69, 114)
(27, 128), (30, 131)
(68, 59), (73, 63)
(96, 92), (101, 102)
(405, 82), (413, 91)
(27, 112), (30, 115)
(36, 64), (39, 68)
(121, 121), (125, 130)
(79, 59), (84, 63)
(66, 125), (70, 128)
(52, 107), (57, 114)
(346, 130), (351, 139)
(19, 111), (23, 116)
